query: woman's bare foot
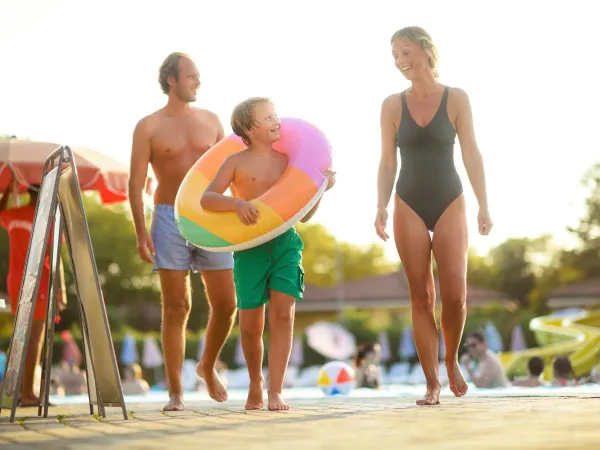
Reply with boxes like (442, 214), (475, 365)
(416, 383), (441, 406)
(196, 359), (228, 402)
(163, 395), (185, 412)
(245, 379), (264, 410)
(446, 359), (468, 397)
(268, 391), (289, 411)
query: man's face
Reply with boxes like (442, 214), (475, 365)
(170, 57), (200, 103)
(466, 338), (486, 359)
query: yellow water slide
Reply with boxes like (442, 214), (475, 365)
(500, 310), (600, 380)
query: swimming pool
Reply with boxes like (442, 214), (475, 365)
(48, 382), (600, 405)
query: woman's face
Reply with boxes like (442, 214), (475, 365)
(391, 38), (430, 81)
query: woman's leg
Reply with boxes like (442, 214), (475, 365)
(393, 196), (440, 405)
(432, 194), (469, 397)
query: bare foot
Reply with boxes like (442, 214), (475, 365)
(163, 395), (185, 412)
(446, 360), (469, 397)
(268, 391), (289, 411)
(18, 394), (40, 407)
(416, 383), (441, 406)
(196, 360), (228, 402)
(245, 379), (264, 410)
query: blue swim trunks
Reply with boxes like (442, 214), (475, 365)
(150, 204), (233, 272)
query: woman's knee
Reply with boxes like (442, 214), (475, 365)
(440, 281), (466, 308)
(409, 284), (436, 313)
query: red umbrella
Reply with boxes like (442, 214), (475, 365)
(0, 139), (154, 204)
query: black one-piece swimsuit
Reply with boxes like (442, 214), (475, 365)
(395, 85), (463, 231)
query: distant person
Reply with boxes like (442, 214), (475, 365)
(121, 363), (150, 396)
(512, 356), (547, 387)
(552, 356), (578, 387)
(0, 175), (52, 406)
(128, 52), (237, 411)
(374, 26), (492, 405)
(354, 343), (383, 389)
(460, 331), (508, 388)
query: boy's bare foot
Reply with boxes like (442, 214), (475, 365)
(196, 359), (228, 402)
(163, 395), (185, 411)
(416, 383), (441, 406)
(245, 379), (264, 410)
(446, 359), (469, 397)
(268, 391), (289, 411)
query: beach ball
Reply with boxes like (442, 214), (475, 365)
(317, 361), (355, 396)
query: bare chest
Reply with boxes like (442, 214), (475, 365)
(150, 118), (218, 166)
(235, 154), (288, 196)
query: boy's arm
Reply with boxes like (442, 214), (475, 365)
(200, 156), (239, 212)
(300, 198), (322, 223)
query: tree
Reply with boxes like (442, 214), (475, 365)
(296, 223), (398, 286)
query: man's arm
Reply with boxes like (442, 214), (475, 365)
(0, 173), (15, 213)
(465, 358), (502, 388)
(128, 118), (152, 236)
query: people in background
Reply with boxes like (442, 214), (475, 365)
(512, 356), (547, 387)
(121, 363), (150, 395)
(460, 331), (508, 388)
(354, 342), (383, 389)
(552, 356), (578, 387)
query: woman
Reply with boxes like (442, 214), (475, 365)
(375, 26), (492, 405)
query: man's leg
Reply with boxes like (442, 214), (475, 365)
(195, 249), (237, 402)
(158, 269), (191, 411)
(18, 319), (45, 406)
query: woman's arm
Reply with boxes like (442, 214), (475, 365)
(374, 95), (399, 241)
(455, 88), (493, 235)
(455, 88), (489, 211)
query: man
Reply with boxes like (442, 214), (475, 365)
(0, 177), (49, 406)
(460, 331), (509, 388)
(128, 52), (237, 412)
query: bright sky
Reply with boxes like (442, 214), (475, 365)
(1, 0), (598, 262)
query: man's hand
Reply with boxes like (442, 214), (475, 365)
(136, 230), (156, 263)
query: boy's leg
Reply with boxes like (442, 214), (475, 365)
(267, 290), (296, 411)
(239, 306), (266, 410)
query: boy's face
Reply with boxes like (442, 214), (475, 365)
(248, 102), (280, 145)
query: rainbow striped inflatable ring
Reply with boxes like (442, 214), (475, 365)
(174, 117), (332, 252)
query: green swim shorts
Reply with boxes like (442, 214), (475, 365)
(233, 227), (305, 310)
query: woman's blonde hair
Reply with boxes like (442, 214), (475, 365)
(391, 26), (439, 78)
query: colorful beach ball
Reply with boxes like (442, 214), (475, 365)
(317, 361), (355, 396)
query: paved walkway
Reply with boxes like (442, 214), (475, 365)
(0, 394), (598, 449)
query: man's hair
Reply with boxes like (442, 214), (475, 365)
(158, 52), (191, 95)
(230, 97), (273, 146)
(28, 184), (40, 197)
(528, 356), (544, 377)
(468, 331), (485, 343)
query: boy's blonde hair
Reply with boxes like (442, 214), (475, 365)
(231, 97), (273, 146)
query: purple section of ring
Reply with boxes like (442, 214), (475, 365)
(273, 118), (332, 186)
(223, 117), (332, 186)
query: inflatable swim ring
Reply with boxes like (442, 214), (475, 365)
(174, 117), (332, 252)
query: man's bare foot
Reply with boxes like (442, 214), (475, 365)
(196, 360), (228, 402)
(446, 360), (469, 397)
(245, 379), (264, 410)
(416, 383), (441, 406)
(18, 394), (40, 407)
(268, 391), (289, 411)
(163, 395), (185, 412)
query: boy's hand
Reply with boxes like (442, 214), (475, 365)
(236, 200), (259, 225)
(324, 170), (336, 191)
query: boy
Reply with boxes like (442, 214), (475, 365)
(201, 97), (335, 410)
